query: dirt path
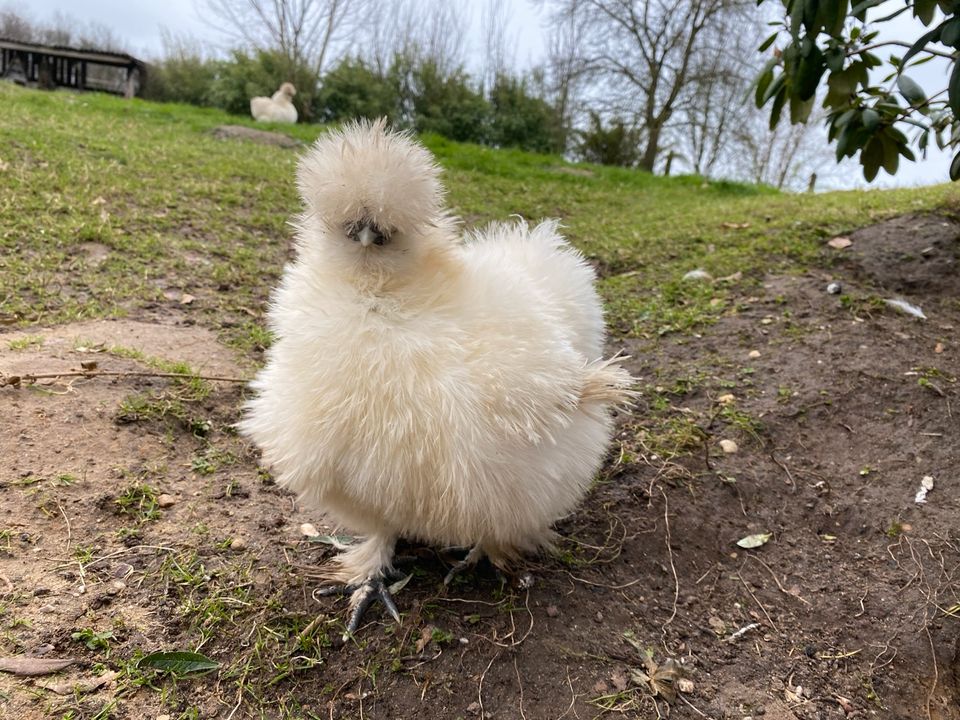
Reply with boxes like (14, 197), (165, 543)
(0, 217), (958, 719)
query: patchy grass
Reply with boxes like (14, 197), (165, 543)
(2, 82), (959, 353)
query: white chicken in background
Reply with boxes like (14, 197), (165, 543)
(241, 120), (634, 634)
(250, 82), (298, 124)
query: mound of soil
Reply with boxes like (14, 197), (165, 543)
(0, 218), (958, 720)
(842, 213), (960, 295)
(211, 124), (302, 148)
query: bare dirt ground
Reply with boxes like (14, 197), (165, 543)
(1, 214), (958, 720)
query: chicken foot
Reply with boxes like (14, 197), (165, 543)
(443, 545), (486, 585)
(316, 578), (401, 638)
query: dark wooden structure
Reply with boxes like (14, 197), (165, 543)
(0, 38), (145, 98)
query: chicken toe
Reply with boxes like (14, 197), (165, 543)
(316, 577), (401, 638)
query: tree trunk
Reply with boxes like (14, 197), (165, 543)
(640, 124), (661, 172)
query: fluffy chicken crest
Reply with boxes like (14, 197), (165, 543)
(242, 119), (635, 637)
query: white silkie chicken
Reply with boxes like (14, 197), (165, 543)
(250, 82), (298, 124)
(241, 120), (633, 633)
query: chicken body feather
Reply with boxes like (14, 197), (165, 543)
(241, 120), (632, 596)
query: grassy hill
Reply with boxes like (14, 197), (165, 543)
(3, 82), (957, 349)
(3, 83), (960, 720)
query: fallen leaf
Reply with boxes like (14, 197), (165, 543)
(610, 669), (628, 692)
(180, 293), (195, 305)
(736, 532), (772, 549)
(137, 651), (219, 675)
(37, 670), (119, 695)
(0, 657), (76, 676)
(717, 393), (736, 404)
(827, 236), (852, 249)
(415, 626), (435, 654)
(835, 695), (855, 714)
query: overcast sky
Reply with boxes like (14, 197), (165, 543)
(14, 0), (956, 190)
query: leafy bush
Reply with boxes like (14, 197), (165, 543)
(313, 56), (401, 123)
(405, 59), (491, 144)
(575, 112), (643, 166)
(488, 74), (563, 153)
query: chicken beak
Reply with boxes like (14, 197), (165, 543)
(357, 225), (376, 247)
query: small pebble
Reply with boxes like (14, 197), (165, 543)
(719, 439), (739, 454)
(107, 580), (126, 595)
(299, 523), (319, 537)
(595, 611), (603, 623)
(760, 317), (774, 325)
(546, 605), (559, 618)
(157, 494), (176, 508)
(230, 537), (247, 551)
(112, 562), (134, 579)
(826, 282), (842, 295)
(717, 393), (736, 404)
(682, 268), (712, 282)
(748, 350), (761, 359)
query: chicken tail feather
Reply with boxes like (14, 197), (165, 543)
(580, 354), (637, 407)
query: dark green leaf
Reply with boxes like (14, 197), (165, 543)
(862, 108), (880, 131)
(770, 86), (788, 129)
(897, 75), (927, 104)
(949, 60), (960, 116)
(756, 68), (775, 107)
(950, 149), (960, 181)
(901, 145), (916, 162)
(796, 44), (826, 100)
(861, 137), (884, 181)
(758, 32), (779, 53)
(761, 72), (786, 106)
(942, 18), (960, 47)
(879, 133), (899, 174)
(825, 47), (845, 73)
(137, 651), (220, 675)
(850, 0), (882, 19)
(902, 21), (947, 66)
(915, 0), (938, 24)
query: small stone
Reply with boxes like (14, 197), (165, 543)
(827, 236), (852, 249)
(466, 701), (480, 714)
(112, 562), (134, 579)
(719, 439), (739, 454)
(158, 715), (171, 720)
(826, 282), (842, 295)
(595, 611), (603, 623)
(678, 677), (695, 693)
(230, 537), (247, 551)
(299, 523), (319, 537)
(748, 350), (761, 359)
(682, 268), (712, 282)
(760, 317), (774, 325)
(546, 605), (559, 618)
(717, 393), (736, 404)
(107, 580), (126, 595)
(157, 494), (176, 508)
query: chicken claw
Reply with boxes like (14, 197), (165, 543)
(317, 578), (401, 637)
(443, 545), (485, 585)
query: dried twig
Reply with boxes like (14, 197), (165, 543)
(660, 487), (679, 630)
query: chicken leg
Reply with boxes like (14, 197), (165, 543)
(316, 533), (400, 639)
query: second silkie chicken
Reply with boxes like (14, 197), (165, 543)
(241, 120), (633, 632)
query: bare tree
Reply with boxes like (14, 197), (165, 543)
(200, 0), (366, 78)
(479, 0), (516, 91)
(541, 0), (746, 172)
(539, 3), (594, 152)
(354, 0), (468, 75)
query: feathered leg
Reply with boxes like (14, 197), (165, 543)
(316, 533), (400, 638)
